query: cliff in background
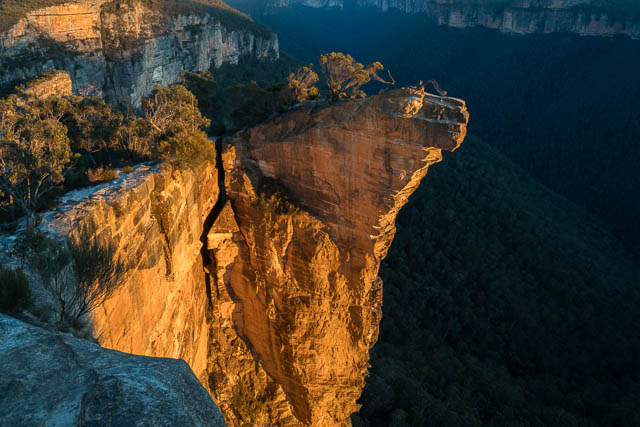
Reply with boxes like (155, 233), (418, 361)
(0, 0), (279, 106)
(36, 87), (468, 425)
(261, 0), (640, 38)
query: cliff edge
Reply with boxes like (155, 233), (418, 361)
(262, 0), (640, 39)
(205, 87), (468, 425)
(37, 87), (468, 426)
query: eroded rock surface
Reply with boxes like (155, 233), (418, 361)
(43, 162), (219, 387)
(206, 87), (468, 425)
(0, 314), (225, 427)
(0, 0), (279, 106)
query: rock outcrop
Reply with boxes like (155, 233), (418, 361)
(38, 87), (467, 426)
(205, 87), (468, 425)
(19, 70), (73, 99)
(0, 314), (226, 426)
(264, 0), (640, 39)
(0, 0), (279, 106)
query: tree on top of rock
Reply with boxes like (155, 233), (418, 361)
(282, 64), (320, 105)
(318, 52), (393, 101)
(0, 96), (71, 226)
(142, 84), (214, 164)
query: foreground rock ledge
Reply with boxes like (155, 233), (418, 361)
(0, 314), (225, 426)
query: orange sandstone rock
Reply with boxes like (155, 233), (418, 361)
(206, 87), (468, 425)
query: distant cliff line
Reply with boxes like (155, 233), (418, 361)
(0, 0), (279, 107)
(262, 0), (640, 39)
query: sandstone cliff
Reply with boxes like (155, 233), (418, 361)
(264, 0), (640, 39)
(39, 87), (468, 425)
(0, 314), (226, 426)
(41, 162), (220, 388)
(19, 70), (73, 99)
(207, 87), (468, 425)
(0, 0), (279, 106)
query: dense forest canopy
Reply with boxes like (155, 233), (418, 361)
(354, 137), (640, 426)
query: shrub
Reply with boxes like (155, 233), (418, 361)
(12, 227), (48, 268)
(87, 167), (118, 182)
(281, 65), (319, 105)
(28, 225), (125, 326)
(0, 266), (31, 314)
(318, 52), (393, 101)
(0, 98), (72, 226)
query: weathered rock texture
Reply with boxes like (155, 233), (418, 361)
(207, 87), (468, 425)
(42, 162), (219, 388)
(0, 0), (279, 106)
(37, 87), (467, 426)
(19, 70), (73, 99)
(266, 0), (640, 39)
(0, 314), (226, 426)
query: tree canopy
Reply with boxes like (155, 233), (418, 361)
(318, 52), (392, 101)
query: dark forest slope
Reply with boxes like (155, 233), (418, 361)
(354, 137), (640, 426)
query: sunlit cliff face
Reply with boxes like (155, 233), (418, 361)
(43, 86), (468, 426)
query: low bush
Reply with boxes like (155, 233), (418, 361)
(0, 267), (31, 314)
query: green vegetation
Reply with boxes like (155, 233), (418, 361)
(0, 97), (72, 226)
(143, 84), (215, 163)
(184, 68), (288, 134)
(353, 137), (640, 426)
(0, 80), (213, 226)
(0, 267), (31, 314)
(319, 52), (392, 100)
(281, 64), (319, 105)
(254, 177), (303, 216)
(26, 226), (125, 327)
(230, 382), (264, 425)
(211, 53), (302, 89)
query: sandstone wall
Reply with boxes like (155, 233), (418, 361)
(43, 162), (219, 386)
(266, 0), (640, 38)
(0, 0), (279, 106)
(205, 87), (469, 425)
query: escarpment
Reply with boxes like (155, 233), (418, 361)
(208, 87), (468, 425)
(264, 0), (640, 39)
(43, 87), (468, 425)
(0, 0), (279, 106)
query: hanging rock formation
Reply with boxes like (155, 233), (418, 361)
(40, 87), (468, 425)
(0, 0), (279, 106)
(206, 87), (468, 425)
